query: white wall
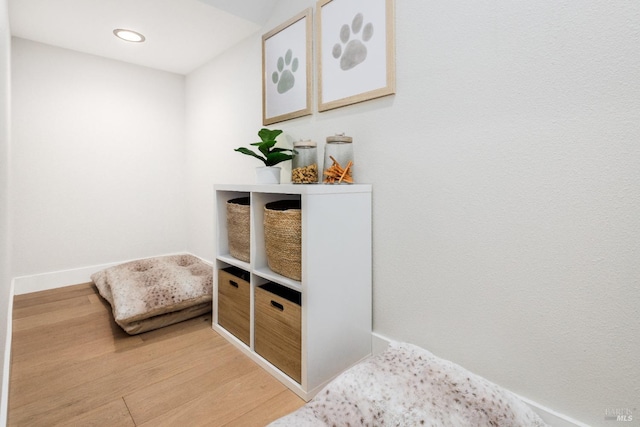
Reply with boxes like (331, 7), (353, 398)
(11, 38), (188, 281)
(185, 36), (264, 261)
(0, 0), (11, 423)
(186, 0), (640, 425)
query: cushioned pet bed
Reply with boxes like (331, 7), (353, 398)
(269, 341), (548, 427)
(91, 254), (212, 335)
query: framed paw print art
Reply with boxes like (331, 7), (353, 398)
(317, 0), (396, 111)
(262, 8), (313, 125)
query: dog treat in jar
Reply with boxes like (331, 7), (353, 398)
(323, 133), (353, 184)
(292, 140), (318, 184)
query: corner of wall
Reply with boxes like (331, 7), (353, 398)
(0, 278), (14, 427)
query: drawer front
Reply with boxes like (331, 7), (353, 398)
(217, 269), (250, 345)
(254, 286), (301, 383)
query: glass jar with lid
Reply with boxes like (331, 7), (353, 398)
(291, 140), (318, 184)
(323, 133), (353, 184)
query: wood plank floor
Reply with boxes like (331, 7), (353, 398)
(8, 283), (305, 426)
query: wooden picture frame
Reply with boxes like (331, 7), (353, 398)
(262, 9), (313, 125)
(317, 0), (395, 112)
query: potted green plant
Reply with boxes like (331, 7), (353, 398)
(235, 128), (296, 184)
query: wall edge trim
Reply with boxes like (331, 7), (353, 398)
(11, 251), (204, 295)
(1, 278), (14, 427)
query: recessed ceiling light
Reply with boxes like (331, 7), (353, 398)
(113, 29), (146, 43)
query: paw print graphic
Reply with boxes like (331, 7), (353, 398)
(333, 13), (374, 71)
(272, 49), (299, 94)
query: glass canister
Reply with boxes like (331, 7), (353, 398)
(323, 133), (354, 184)
(291, 140), (318, 184)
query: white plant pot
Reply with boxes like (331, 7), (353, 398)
(255, 166), (281, 184)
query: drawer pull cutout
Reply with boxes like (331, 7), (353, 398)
(271, 300), (284, 311)
(229, 280), (239, 288)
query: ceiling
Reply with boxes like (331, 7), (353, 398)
(9, 0), (278, 75)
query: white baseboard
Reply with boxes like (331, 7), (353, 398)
(0, 279), (13, 427)
(371, 331), (394, 354)
(371, 332), (587, 427)
(516, 394), (590, 427)
(12, 263), (116, 295)
(11, 252), (208, 296)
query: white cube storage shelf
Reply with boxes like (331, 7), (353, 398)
(213, 183), (372, 401)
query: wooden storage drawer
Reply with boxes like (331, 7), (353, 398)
(217, 267), (250, 346)
(255, 282), (302, 383)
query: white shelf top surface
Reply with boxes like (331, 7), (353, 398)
(215, 183), (371, 194)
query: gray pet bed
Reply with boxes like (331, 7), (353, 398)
(91, 254), (212, 335)
(269, 341), (548, 426)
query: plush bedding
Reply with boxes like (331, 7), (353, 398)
(91, 254), (212, 334)
(269, 342), (548, 427)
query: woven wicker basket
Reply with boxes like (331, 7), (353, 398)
(227, 197), (250, 262)
(264, 200), (301, 281)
